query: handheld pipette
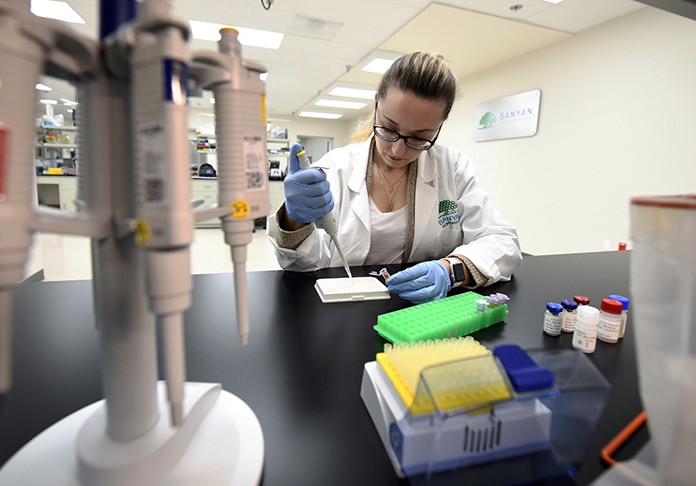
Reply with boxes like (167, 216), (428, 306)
(296, 150), (352, 280)
(205, 28), (269, 346)
(132, 6), (194, 426)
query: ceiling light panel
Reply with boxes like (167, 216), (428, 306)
(31, 0), (85, 24)
(188, 20), (284, 49)
(360, 50), (403, 74)
(328, 86), (376, 100)
(362, 58), (395, 74)
(298, 111), (343, 120)
(315, 99), (366, 110)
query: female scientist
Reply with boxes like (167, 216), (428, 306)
(268, 51), (521, 304)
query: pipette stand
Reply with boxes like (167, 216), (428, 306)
(0, 1), (265, 484)
(1, 383), (264, 484)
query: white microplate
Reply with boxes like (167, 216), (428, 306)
(314, 276), (390, 303)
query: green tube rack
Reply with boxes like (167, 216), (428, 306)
(374, 291), (508, 344)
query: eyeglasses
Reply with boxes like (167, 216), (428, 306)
(373, 102), (442, 151)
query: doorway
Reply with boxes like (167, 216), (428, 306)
(297, 136), (333, 163)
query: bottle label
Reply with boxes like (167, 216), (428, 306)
(598, 314), (621, 343)
(573, 325), (596, 353)
(561, 311), (577, 332)
(0, 125), (7, 197)
(543, 313), (562, 336)
(619, 313), (628, 338)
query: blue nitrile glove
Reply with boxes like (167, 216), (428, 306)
(283, 143), (334, 224)
(288, 143), (304, 175)
(386, 261), (451, 304)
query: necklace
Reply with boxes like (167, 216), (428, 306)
(375, 162), (407, 211)
(375, 161), (408, 193)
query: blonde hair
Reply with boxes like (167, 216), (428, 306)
(350, 51), (458, 142)
(351, 113), (374, 143)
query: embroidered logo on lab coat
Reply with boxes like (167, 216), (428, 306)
(437, 199), (460, 228)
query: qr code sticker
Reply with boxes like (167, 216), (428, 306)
(246, 171), (264, 189)
(145, 178), (164, 202)
(246, 152), (263, 170)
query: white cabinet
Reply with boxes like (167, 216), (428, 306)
(191, 178), (220, 228)
(36, 175), (78, 212)
(33, 175), (278, 227)
(268, 180), (285, 215)
(191, 177), (283, 229)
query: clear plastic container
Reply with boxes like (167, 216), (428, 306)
(379, 347), (611, 483)
(630, 195), (696, 484)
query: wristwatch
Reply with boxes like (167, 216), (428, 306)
(446, 257), (466, 287)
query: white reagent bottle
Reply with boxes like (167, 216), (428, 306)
(597, 298), (623, 344)
(573, 305), (600, 353)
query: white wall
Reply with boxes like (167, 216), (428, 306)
(437, 7), (696, 255)
(272, 115), (354, 149)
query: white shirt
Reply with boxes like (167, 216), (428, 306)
(364, 197), (407, 266)
(268, 136), (522, 286)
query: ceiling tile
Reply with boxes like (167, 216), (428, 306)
(279, 34), (364, 60)
(378, 4), (570, 78)
(560, 0), (646, 19)
(527, 6), (608, 33)
(296, 0), (421, 29)
(329, 24), (393, 48)
(437, 0), (554, 21)
(39, 0), (659, 119)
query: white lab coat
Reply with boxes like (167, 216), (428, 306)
(267, 138), (522, 286)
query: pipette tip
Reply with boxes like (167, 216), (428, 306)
(170, 402), (183, 427)
(240, 333), (249, 346)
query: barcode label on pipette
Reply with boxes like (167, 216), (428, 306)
(145, 178), (164, 202)
(243, 136), (267, 191)
(314, 277), (390, 303)
(138, 123), (167, 205)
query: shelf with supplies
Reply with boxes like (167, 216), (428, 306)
(267, 138), (290, 181)
(190, 132), (218, 178)
(267, 118), (290, 181)
(38, 123), (77, 132)
(36, 124), (77, 147)
(195, 135), (216, 152)
(36, 124), (78, 174)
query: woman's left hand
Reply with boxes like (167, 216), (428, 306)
(386, 261), (451, 304)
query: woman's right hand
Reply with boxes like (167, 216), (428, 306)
(283, 143), (334, 225)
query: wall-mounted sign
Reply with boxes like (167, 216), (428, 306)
(474, 89), (541, 142)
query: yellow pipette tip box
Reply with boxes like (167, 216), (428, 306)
(376, 337), (511, 414)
